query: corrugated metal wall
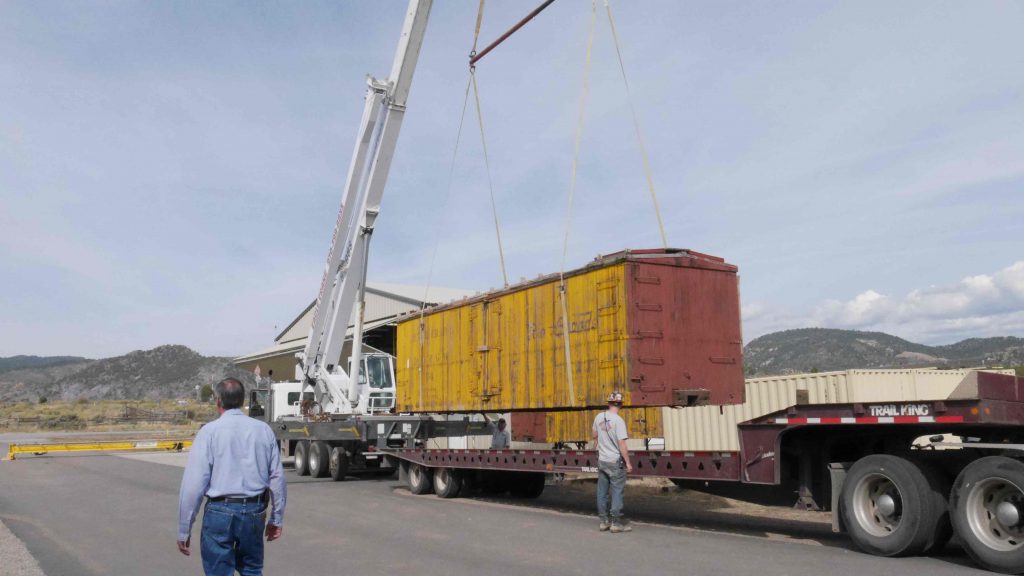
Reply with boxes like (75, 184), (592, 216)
(660, 369), (1015, 452)
(396, 262), (629, 412)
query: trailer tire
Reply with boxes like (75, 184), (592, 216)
(308, 441), (330, 478)
(915, 460), (953, 555)
(840, 454), (941, 557)
(481, 471), (510, 495)
(951, 456), (1024, 574)
(329, 447), (349, 481)
(433, 468), (462, 498)
(294, 441), (310, 476)
(408, 463), (432, 495)
(510, 473), (546, 499)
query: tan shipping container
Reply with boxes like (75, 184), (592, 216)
(504, 369), (1013, 449)
(395, 249), (744, 413)
(660, 368), (1016, 452)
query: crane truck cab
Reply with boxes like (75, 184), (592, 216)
(249, 351), (398, 423)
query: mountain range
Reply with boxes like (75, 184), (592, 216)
(0, 345), (254, 402)
(0, 330), (1021, 402)
(743, 328), (1024, 376)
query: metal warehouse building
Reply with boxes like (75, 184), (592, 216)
(234, 283), (473, 382)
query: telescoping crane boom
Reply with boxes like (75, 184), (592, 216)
(298, 0), (433, 416)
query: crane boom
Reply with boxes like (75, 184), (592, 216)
(299, 0), (433, 415)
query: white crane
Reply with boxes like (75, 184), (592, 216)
(297, 0), (433, 416)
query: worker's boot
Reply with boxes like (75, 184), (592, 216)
(610, 521), (632, 533)
(598, 517), (610, 531)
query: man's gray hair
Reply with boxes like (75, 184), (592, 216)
(215, 378), (245, 410)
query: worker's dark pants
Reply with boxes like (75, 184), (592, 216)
(596, 459), (626, 521)
(201, 500), (267, 576)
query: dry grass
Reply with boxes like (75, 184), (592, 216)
(0, 399), (218, 432)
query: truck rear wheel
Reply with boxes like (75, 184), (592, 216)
(433, 468), (462, 498)
(294, 441), (310, 476)
(308, 441), (330, 478)
(951, 456), (1024, 574)
(329, 446), (349, 481)
(408, 463), (432, 495)
(840, 454), (942, 557)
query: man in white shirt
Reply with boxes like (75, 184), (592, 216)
(592, 391), (633, 533)
(483, 414), (511, 449)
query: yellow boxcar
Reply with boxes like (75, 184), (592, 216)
(395, 249), (743, 412)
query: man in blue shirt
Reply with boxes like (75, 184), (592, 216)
(178, 378), (287, 575)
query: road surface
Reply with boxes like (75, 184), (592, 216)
(0, 443), (989, 575)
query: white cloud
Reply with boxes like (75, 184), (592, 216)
(810, 261), (1024, 342)
(744, 261), (1024, 344)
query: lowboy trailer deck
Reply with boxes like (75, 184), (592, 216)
(380, 372), (1024, 574)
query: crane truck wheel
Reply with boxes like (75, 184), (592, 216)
(308, 441), (330, 478)
(951, 456), (1024, 574)
(329, 447), (349, 481)
(433, 468), (462, 498)
(408, 463), (433, 495)
(294, 441), (310, 476)
(840, 454), (941, 557)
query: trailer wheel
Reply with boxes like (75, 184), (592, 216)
(509, 473), (546, 499)
(308, 441), (330, 478)
(329, 447), (349, 481)
(481, 471), (510, 495)
(916, 460), (953, 555)
(294, 441), (310, 476)
(433, 468), (462, 499)
(407, 463), (433, 495)
(841, 454), (941, 557)
(951, 456), (1024, 574)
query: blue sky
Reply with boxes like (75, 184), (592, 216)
(1, 1), (1022, 358)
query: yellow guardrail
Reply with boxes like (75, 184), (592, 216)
(6, 439), (192, 460)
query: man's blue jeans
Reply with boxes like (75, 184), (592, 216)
(201, 500), (267, 576)
(597, 459), (626, 521)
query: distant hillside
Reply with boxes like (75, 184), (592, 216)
(744, 328), (1024, 376)
(0, 345), (254, 402)
(0, 355), (90, 374)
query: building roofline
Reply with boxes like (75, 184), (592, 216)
(274, 300), (316, 343)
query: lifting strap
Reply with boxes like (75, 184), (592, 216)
(468, 0), (510, 288)
(417, 0), (500, 409)
(557, 0), (599, 408)
(604, 0), (668, 248)
(418, 74), (473, 411)
(472, 0), (485, 55)
(471, 71), (510, 288)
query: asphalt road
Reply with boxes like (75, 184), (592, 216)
(0, 448), (992, 576)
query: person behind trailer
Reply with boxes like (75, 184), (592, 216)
(592, 391), (633, 533)
(483, 413), (511, 449)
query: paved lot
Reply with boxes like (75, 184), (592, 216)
(0, 440), (991, 576)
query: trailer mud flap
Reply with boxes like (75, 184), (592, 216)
(828, 462), (851, 533)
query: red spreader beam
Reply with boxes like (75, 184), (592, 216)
(469, 0), (557, 67)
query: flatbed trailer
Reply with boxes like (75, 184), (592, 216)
(268, 412), (496, 481)
(379, 372), (1024, 574)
